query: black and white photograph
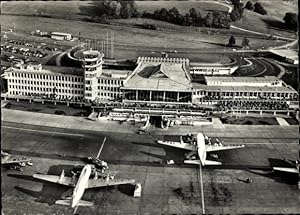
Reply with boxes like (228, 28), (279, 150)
(1, 0), (299, 214)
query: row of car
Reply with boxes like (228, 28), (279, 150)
(1, 43), (47, 58)
(6, 39), (60, 52)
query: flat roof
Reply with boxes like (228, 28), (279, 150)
(269, 49), (298, 59)
(100, 69), (130, 79)
(192, 82), (296, 92)
(51, 32), (72, 36)
(11, 65), (83, 76)
(122, 62), (193, 91)
(204, 76), (279, 82)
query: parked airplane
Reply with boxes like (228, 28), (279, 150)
(33, 164), (136, 214)
(157, 133), (244, 166)
(273, 159), (299, 174)
(87, 137), (108, 171)
(1, 151), (33, 170)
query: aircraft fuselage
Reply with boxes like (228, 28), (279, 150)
(71, 164), (92, 208)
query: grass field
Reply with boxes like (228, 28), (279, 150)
(0, 0), (293, 59)
(135, 1), (229, 14)
(234, 0), (298, 38)
(1, 1), (229, 18)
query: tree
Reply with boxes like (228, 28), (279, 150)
(231, 0), (241, 6)
(183, 13), (193, 26)
(204, 12), (214, 27)
(159, 8), (169, 21)
(189, 8), (203, 26)
(128, 1), (139, 18)
(241, 37), (250, 47)
(212, 12), (231, 28)
(245, 1), (254, 10)
(120, 2), (132, 18)
(228, 35), (236, 47)
(230, 3), (244, 21)
(102, 1), (121, 17)
(168, 7), (180, 23)
(254, 2), (267, 15)
(283, 12), (298, 30)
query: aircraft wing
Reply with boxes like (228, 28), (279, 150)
(33, 174), (76, 186)
(2, 158), (31, 164)
(87, 178), (135, 189)
(157, 140), (196, 151)
(205, 144), (245, 152)
(273, 167), (299, 174)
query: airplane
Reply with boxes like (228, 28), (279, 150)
(33, 164), (136, 214)
(157, 133), (245, 166)
(87, 137), (108, 171)
(273, 159), (299, 174)
(1, 151), (33, 170)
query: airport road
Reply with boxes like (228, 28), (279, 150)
(1, 122), (299, 214)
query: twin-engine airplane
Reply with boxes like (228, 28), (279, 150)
(157, 133), (245, 166)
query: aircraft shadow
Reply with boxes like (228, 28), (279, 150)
(118, 184), (136, 196)
(139, 150), (185, 163)
(246, 169), (298, 185)
(268, 158), (295, 167)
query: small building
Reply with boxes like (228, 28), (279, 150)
(268, 49), (299, 65)
(190, 62), (239, 75)
(50, 32), (72, 41)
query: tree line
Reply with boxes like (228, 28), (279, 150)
(93, 1), (297, 31)
(142, 7), (231, 29)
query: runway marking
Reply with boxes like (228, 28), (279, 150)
(2, 126), (85, 137)
(199, 164), (205, 214)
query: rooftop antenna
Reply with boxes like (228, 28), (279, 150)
(111, 31), (114, 59)
(106, 32), (109, 58)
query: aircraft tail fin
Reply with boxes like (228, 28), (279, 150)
(184, 160), (201, 165)
(55, 199), (94, 207)
(77, 200), (94, 207)
(204, 160), (222, 165)
(55, 199), (71, 206)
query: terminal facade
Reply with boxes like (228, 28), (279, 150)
(2, 51), (299, 109)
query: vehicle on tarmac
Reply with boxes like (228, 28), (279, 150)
(1, 151), (33, 169)
(86, 137), (108, 171)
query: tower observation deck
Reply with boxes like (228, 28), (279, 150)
(83, 50), (104, 101)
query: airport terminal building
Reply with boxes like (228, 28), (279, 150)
(2, 53), (299, 109)
(3, 50), (128, 102)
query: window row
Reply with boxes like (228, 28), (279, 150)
(98, 86), (120, 92)
(9, 86), (84, 94)
(98, 79), (122, 85)
(98, 92), (119, 97)
(9, 81), (84, 89)
(10, 73), (83, 82)
(206, 91), (294, 98)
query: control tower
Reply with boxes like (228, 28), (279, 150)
(82, 50), (104, 101)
